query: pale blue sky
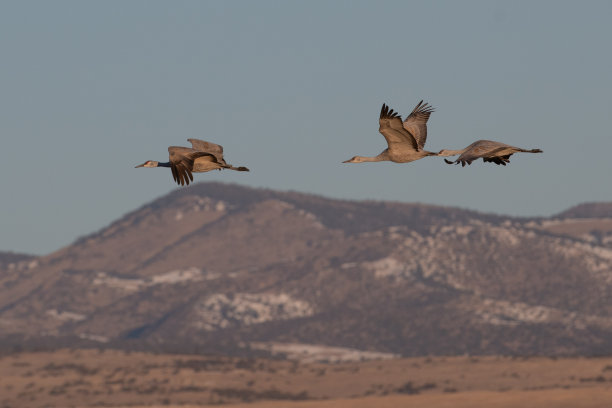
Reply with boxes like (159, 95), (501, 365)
(2, 1), (611, 254)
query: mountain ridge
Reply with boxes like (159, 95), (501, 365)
(1, 182), (611, 357)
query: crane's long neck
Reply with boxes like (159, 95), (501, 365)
(157, 161), (171, 167)
(357, 155), (386, 162)
(437, 148), (467, 157)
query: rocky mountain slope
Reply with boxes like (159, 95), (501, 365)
(1, 183), (611, 357)
(0, 251), (35, 269)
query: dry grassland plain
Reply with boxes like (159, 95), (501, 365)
(0, 349), (611, 408)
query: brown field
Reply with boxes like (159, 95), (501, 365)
(1, 349), (611, 408)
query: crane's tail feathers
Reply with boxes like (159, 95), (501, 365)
(518, 148), (543, 154)
(444, 159), (455, 165)
(221, 164), (250, 172)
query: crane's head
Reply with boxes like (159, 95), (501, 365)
(135, 160), (159, 168)
(342, 156), (363, 163)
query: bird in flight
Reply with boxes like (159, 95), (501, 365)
(439, 140), (543, 167)
(135, 138), (249, 186)
(343, 101), (438, 164)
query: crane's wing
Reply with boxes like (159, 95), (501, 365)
(168, 146), (215, 186)
(451, 140), (512, 166)
(379, 104), (418, 151)
(402, 100), (434, 150)
(187, 138), (225, 163)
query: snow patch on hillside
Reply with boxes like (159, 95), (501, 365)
(46, 309), (86, 322)
(297, 209), (324, 229)
(193, 293), (314, 331)
(249, 342), (399, 363)
(363, 257), (416, 280)
(93, 273), (143, 292)
(78, 333), (109, 343)
(550, 240), (612, 281)
(93, 267), (216, 292)
(177, 195), (229, 213)
(475, 298), (612, 329)
(148, 267), (205, 284)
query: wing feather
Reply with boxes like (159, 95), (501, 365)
(187, 138), (226, 164)
(168, 146), (214, 186)
(402, 100), (434, 150)
(451, 140), (517, 166)
(378, 103), (418, 151)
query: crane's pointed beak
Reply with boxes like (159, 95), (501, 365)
(342, 158), (353, 163)
(135, 163), (145, 168)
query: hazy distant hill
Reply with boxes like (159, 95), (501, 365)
(556, 202), (612, 219)
(1, 182), (611, 357)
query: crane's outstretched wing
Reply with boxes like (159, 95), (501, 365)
(168, 146), (214, 186)
(402, 100), (434, 150)
(379, 104), (418, 151)
(187, 138), (226, 164)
